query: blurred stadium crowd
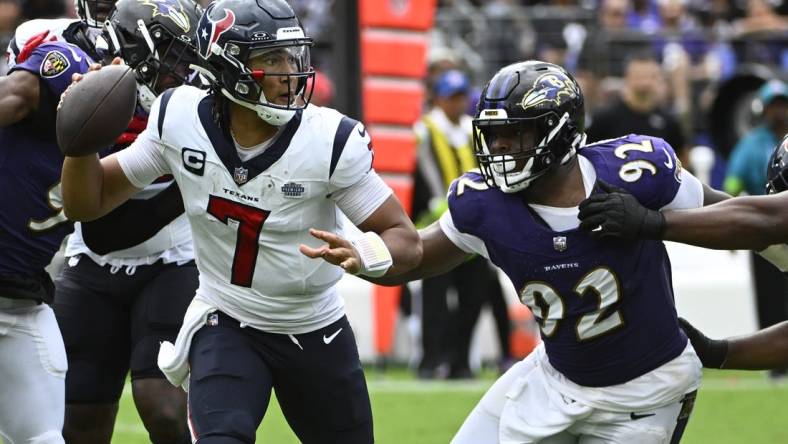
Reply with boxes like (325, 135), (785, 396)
(431, 0), (786, 171)
(4, 0), (785, 165)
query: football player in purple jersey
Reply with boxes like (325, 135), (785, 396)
(577, 134), (788, 372)
(0, 36), (92, 444)
(0, 0), (200, 442)
(306, 60), (731, 443)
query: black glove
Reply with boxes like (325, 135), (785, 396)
(578, 180), (666, 240)
(678, 317), (729, 369)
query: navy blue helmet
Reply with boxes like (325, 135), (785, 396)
(194, 0), (314, 126)
(766, 134), (788, 194)
(104, 0), (202, 112)
(473, 60), (585, 193)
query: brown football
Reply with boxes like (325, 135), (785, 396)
(56, 64), (137, 156)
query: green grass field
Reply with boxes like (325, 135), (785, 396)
(111, 369), (788, 443)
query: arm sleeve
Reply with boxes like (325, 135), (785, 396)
(438, 210), (489, 259)
(332, 170), (393, 225)
(662, 168), (704, 210)
(81, 182), (185, 255)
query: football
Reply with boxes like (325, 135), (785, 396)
(56, 64), (137, 157)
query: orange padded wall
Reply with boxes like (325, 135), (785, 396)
(359, 0), (436, 357)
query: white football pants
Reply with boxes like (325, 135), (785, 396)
(453, 351), (694, 444)
(0, 298), (66, 444)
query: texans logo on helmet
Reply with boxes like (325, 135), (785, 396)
(520, 73), (578, 111)
(197, 5), (236, 59)
(140, 0), (192, 33)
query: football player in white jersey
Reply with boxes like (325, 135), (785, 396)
(51, 1), (203, 443)
(59, 0), (421, 443)
(5, 0), (116, 69)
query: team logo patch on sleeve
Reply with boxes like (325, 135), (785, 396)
(40, 51), (70, 78)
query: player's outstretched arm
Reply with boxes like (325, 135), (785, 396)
(369, 221), (473, 286)
(725, 321), (788, 370)
(660, 193), (788, 250)
(578, 179), (788, 249)
(300, 194), (422, 277)
(0, 70), (39, 127)
(681, 317), (788, 370)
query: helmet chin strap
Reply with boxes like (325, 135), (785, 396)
(137, 84), (156, 113)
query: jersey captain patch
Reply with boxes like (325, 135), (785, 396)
(40, 50), (70, 78)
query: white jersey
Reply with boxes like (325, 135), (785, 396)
(117, 86), (391, 334)
(5, 18), (103, 69)
(64, 191), (195, 267)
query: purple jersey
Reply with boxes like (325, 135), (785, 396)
(0, 41), (91, 277)
(447, 135), (687, 387)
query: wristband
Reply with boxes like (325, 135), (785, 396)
(349, 232), (393, 277)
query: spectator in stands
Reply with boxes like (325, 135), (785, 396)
(412, 69), (511, 378)
(627, 0), (661, 33)
(425, 46), (463, 108)
(586, 52), (687, 161)
(723, 79), (788, 380)
(577, 0), (649, 108)
(734, 0), (788, 37)
(725, 80), (788, 196)
(479, 1), (535, 78)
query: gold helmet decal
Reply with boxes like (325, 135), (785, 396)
(520, 72), (578, 111)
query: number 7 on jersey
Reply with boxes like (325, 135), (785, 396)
(207, 195), (271, 287)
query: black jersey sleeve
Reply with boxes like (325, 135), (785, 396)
(81, 182), (185, 255)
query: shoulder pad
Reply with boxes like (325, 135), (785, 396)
(583, 135), (682, 209)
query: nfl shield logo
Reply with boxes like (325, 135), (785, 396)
(233, 166), (248, 185)
(206, 313), (219, 326)
(553, 236), (567, 252)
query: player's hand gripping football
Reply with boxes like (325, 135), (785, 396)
(578, 180), (666, 240)
(57, 57), (122, 112)
(299, 228), (362, 274)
